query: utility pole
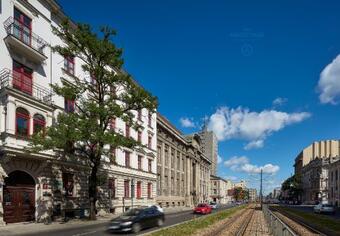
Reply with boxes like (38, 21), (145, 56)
(260, 168), (263, 209)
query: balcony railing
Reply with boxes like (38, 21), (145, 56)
(3, 17), (47, 56)
(0, 69), (52, 104)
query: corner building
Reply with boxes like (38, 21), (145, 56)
(0, 0), (156, 224)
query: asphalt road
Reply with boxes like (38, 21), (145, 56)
(282, 204), (340, 219)
(22, 204), (238, 236)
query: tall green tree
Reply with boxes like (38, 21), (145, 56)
(281, 174), (302, 202)
(30, 20), (158, 220)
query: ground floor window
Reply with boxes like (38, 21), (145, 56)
(124, 180), (130, 198)
(63, 173), (74, 197)
(147, 183), (152, 199)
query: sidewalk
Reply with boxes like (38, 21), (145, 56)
(0, 216), (112, 236)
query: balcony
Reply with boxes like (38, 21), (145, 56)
(0, 69), (52, 105)
(3, 17), (48, 63)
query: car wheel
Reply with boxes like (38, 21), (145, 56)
(132, 223), (141, 233)
(157, 218), (164, 227)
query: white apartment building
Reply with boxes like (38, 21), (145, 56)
(0, 0), (156, 224)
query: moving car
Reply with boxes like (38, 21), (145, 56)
(108, 207), (165, 233)
(313, 203), (336, 214)
(209, 202), (218, 209)
(193, 203), (212, 214)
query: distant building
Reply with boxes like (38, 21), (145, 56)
(301, 157), (331, 204)
(198, 126), (218, 176)
(210, 175), (232, 204)
(233, 180), (246, 189)
(248, 188), (257, 202)
(273, 188), (281, 199)
(156, 114), (212, 209)
(328, 157), (340, 206)
(294, 140), (340, 177)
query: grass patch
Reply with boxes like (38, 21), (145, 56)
(273, 206), (340, 234)
(148, 205), (247, 236)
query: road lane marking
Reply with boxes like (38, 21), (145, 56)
(72, 230), (97, 236)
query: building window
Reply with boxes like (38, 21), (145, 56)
(148, 136), (152, 149)
(147, 183), (152, 198)
(13, 7), (32, 46)
(148, 159), (152, 173)
(64, 56), (75, 75)
(64, 99), (75, 113)
(16, 107), (30, 137)
(33, 114), (45, 134)
(90, 75), (97, 86)
(137, 181), (142, 199)
(138, 109), (142, 121)
(125, 124), (130, 138)
(110, 147), (116, 163)
(138, 131), (142, 143)
(110, 117), (116, 130)
(63, 173), (74, 197)
(148, 111), (152, 127)
(125, 151), (130, 167)
(13, 60), (33, 95)
(124, 180), (130, 198)
(138, 155), (143, 170)
(108, 178), (116, 198)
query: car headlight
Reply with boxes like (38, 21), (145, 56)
(120, 221), (133, 226)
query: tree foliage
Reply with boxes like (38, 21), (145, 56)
(30, 20), (158, 220)
(281, 174), (302, 201)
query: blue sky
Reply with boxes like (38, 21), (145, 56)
(58, 0), (340, 193)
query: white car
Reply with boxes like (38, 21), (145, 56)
(314, 203), (336, 214)
(209, 202), (218, 209)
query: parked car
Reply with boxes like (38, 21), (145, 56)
(107, 207), (165, 233)
(193, 203), (212, 214)
(209, 202), (218, 209)
(314, 203), (336, 214)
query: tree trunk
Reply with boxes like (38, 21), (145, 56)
(89, 163), (98, 220)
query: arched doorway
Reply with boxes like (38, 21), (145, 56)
(3, 170), (36, 223)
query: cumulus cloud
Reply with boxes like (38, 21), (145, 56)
(179, 117), (196, 128)
(272, 97), (287, 107)
(207, 106), (311, 149)
(224, 156), (280, 175)
(244, 140), (264, 150)
(318, 54), (340, 104)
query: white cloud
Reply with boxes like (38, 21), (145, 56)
(224, 156), (248, 171)
(179, 117), (196, 128)
(207, 106), (311, 149)
(217, 155), (222, 164)
(318, 54), (340, 104)
(225, 176), (238, 181)
(224, 156), (280, 175)
(272, 97), (287, 106)
(244, 140), (264, 150)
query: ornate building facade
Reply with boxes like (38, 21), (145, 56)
(156, 114), (211, 209)
(0, 0), (157, 224)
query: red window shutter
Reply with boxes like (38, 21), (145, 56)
(124, 180), (130, 198)
(137, 182), (141, 198)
